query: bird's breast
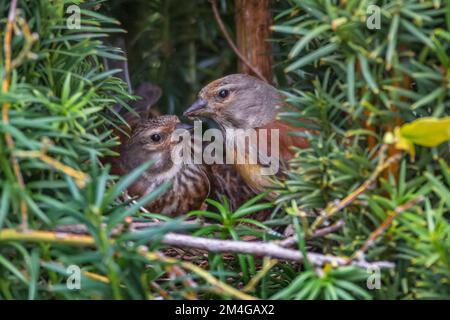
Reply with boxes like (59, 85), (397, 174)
(145, 164), (210, 216)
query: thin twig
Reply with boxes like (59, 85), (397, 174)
(150, 281), (173, 300)
(276, 220), (345, 248)
(16, 148), (89, 188)
(0, 229), (96, 246)
(169, 264), (198, 294)
(352, 196), (424, 261)
(0, 228), (256, 299)
(311, 146), (402, 231)
(158, 232), (394, 269)
(2, 0), (28, 230)
(164, 264), (198, 300)
(83, 270), (111, 284)
(54, 220), (204, 235)
(209, 0), (268, 83)
(12, 17), (38, 68)
(54, 219), (282, 238)
(0, 228), (394, 270)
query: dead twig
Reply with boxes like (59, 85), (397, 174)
(158, 232), (394, 269)
(209, 0), (268, 83)
(2, 0), (27, 230)
(311, 145), (402, 231)
(16, 145), (89, 188)
(54, 220), (204, 235)
(0, 228), (394, 270)
(2, 2), (39, 230)
(276, 220), (345, 248)
(150, 281), (173, 300)
(164, 264), (198, 300)
(352, 196), (424, 261)
(55, 219), (282, 238)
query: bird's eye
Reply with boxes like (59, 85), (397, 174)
(150, 133), (161, 142)
(218, 89), (229, 99)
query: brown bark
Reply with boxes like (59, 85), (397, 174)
(234, 0), (273, 82)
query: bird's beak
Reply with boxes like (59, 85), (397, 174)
(184, 98), (209, 118)
(175, 122), (194, 132)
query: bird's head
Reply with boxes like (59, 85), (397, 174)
(184, 74), (281, 129)
(120, 115), (193, 174)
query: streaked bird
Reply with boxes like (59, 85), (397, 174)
(110, 115), (211, 216)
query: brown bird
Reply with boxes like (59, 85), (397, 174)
(183, 73), (311, 197)
(109, 114), (257, 215)
(103, 45), (255, 214)
(110, 114), (211, 216)
(104, 86), (257, 219)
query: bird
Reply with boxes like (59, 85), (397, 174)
(102, 43), (256, 215)
(183, 73), (312, 198)
(109, 114), (212, 216)
(104, 89), (256, 216)
(101, 71), (260, 214)
(108, 113), (260, 216)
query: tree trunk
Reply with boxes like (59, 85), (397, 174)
(234, 0), (273, 82)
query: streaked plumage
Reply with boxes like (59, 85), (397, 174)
(110, 115), (211, 216)
(104, 80), (260, 216)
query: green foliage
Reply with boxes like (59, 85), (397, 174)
(0, 0), (222, 300)
(272, 0), (450, 299)
(272, 266), (372, 300)
(0, 0), (449, 300)
(0, 0), (129, 227)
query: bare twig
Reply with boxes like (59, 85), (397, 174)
(0, 228), (394, 269)
(158, 232), (394, 269)
(16, 145), (89, 188)
(54, 220), (204, 235)
(311, 146), (402, 231)
(55, 219), (282, 237)
(352, 196), (424, 261)
(309, 219), (345, 239)
(12, 17), (39, 68)
(83, 270), (111, 284)
(170, 264), (198, 289)
(209, 0), (268, 83)
(150, 281), (173, 300)
(2, 0), (27, 229)
(276, 220), (345, 248)
(0, 229), (96, 246)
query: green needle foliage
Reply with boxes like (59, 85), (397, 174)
(272, 0), (450, 299)
(0, 0), (449, 300)
(0, 0), (222, 300)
